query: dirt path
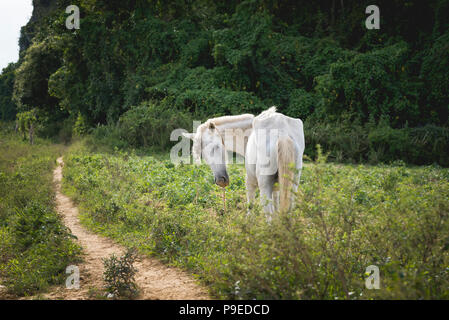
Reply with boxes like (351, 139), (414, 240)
(42, 157), (209, 300)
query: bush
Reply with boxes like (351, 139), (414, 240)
(305, 117), (449, 166)
(286, 88), (317, 119)
(89, 124), (129, 151)
(73, 112), (89, 136)
(118, 99), (193, 149)
(57, 117), (74, 145)
(315, 42), (420, 126)
(103, 248), (139, 299)
(420, 31), (449, 125)
(3, 240), (80, 296)
(0, 63), (17, 121)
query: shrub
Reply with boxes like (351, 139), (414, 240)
(315, 42), (420, 126)
(89, 123), (129, 151)
(420, 31), (449, 125)
(103, 248), (139, 299)
(0, 63), (17, 121)
(173, 88), (263, 116)
(118, 99), (192, 149)
(73, 112), (89, 136)
(58, 117), (74, 145)
(286, 88), (317, 119)
(305, 117), (449, 166)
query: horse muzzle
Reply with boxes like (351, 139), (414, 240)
(215, 174), (229, 188)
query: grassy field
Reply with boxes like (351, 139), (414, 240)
(0, 129), (81, 296)
(62, 141), (449, 299)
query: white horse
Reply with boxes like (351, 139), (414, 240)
(182, 107), (304, 218)
(182, 112), (254, 187)
(245, 107), (304, 216)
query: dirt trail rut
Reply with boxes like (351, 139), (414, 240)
(44, 157), (209, 300)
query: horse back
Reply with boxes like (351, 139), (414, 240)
(253, 112), (304, 152)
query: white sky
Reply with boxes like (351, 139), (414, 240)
(0, 1), (33, 72)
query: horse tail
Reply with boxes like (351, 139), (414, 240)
(277, 135), (295, 213)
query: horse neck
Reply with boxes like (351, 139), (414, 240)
(213, 115), (254, 156)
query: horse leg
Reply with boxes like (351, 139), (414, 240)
(245, 172), (258, 214)
(273, 190), (280, 212)
(257, 174), (275, 221)
(245, 133), (258, 215)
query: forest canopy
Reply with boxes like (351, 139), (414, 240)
(1, 0), (448, 164)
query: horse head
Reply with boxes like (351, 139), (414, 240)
(183, 121), (229, 188)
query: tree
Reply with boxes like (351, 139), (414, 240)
(16, 109), (38, 144)
(0, 63), (17, 121)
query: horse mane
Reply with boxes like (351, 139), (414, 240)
(200, 107), (276, 131)
(256, 106), (277, 120)
(206, 113), (254, 127)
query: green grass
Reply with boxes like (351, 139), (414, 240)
(0, 128), (82, 296)
(62, 141), (449, 299)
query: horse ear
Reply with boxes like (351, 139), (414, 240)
(182, 132), (195, 140)
(208, 122), (216, 130)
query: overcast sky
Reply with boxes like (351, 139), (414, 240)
(0, 1), (33, 72)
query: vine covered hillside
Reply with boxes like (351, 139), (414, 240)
(1, 0), (448, 164)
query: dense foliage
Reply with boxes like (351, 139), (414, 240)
(62, 142), (449, 299)
(0, 0), (447, 165)
(0, 128), (81, 296)
(1, 1), (448, 300)
(0, 64), (16, 121)
(306, 117), (449, 166)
